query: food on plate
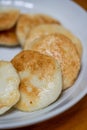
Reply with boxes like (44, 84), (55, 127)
(16, 14), (60, 47)
(24, 24), (82, 58)
(0, 9), (20, 31)
(11, 50), (62, 111)
(0, 9), (20, 46)
(24, 34), (80, 89)
(52, 25), (82, 58)
(0, 26), (19, 46)
(0, 8), (82, 114)
(0, 61), (20, 115)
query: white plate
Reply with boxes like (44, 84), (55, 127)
(0, 0), (87, 129)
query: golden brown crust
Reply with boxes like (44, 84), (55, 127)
(25, 34), (80, 89)
(0, 9), (20, 31)
(0, 27), (19, 46)
(11, 50), (62, 111)
(11, 50), (57, 79)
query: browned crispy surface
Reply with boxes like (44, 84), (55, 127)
(0, 9), (20, 31)
(0, 27), (19, 46)
(11, 50), (61, 111)
(11, 50), (57, 79)
(25, 34), (80, 89)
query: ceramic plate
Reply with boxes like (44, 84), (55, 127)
(0, 0), (87, 129)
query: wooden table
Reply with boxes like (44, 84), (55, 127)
(15, 1), (87, 130)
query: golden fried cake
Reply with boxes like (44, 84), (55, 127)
(25, 34), (80, 89)
(47, 25), (82, 58)
(11, 50), (62, 111)
(0, 9), (20, 31)
(0, 27), (19, 46)
(24, 24), (82, 58)
(16, 14), (60, 47)
(0, 61), (20, 115)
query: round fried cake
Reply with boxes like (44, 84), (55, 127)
(11, 50), (62, 112)
(0, 61), (20, 115)
(16, 14), (60, 47)
(0, 9), (20, 31)
(25, 34), (80, 89)
(24, 24), (82, 58)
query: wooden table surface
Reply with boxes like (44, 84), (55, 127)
(14, 1), (87, 130)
